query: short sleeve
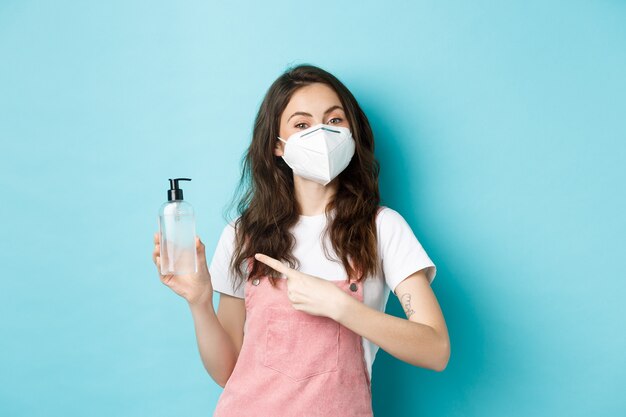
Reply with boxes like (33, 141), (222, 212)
(208, 221), (245, 299)
(377, 207), (437, 294)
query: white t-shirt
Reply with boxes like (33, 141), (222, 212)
(208, 206), (437, 384)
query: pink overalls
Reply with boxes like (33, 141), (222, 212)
(213, 265), (374, 417)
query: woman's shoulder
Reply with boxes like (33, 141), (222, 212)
(375, 205), (408, 227)
(221, 215), (240, 233)
(375, 205), (423, 244)
(214, 216), (240, 249)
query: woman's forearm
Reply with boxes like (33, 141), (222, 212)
(333, 293), (449, 372)
(188, 299), (239, 387)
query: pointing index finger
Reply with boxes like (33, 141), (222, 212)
(254, 253), (290, 277)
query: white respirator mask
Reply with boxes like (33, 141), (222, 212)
(277, 124), (356, 186)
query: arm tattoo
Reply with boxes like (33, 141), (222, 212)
(400, 293), (416, 319)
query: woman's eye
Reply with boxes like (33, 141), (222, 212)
(295, 123), (308, 129)
(328, 117), (343, 124)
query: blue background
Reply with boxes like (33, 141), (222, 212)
(1, 1), (624, 416)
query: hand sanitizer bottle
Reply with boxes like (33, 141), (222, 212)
(158, 178), (198, 275)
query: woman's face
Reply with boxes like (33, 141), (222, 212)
(275, 82), (351, 157)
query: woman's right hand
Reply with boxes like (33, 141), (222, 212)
(152, 232), (214, 306)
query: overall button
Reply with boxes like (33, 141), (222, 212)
(252, 278), (260, 286)
(349, 283), (358, 292)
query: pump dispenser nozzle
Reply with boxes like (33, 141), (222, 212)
(167, 178), (191, 201)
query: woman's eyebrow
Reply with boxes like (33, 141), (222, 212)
(287, 105), (345, 122)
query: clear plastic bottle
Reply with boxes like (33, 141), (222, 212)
(158, 178), (198, 275)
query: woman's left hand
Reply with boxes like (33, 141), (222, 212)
(254, 253), (348, 320)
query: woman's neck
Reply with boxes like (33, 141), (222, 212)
(293, 175), (338, 216)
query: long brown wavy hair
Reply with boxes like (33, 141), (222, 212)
(225, 64), (381, 293)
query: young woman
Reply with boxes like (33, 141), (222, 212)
(152, 64), (450, 416)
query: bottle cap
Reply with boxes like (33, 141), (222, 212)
(167, 178), (191, 201)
